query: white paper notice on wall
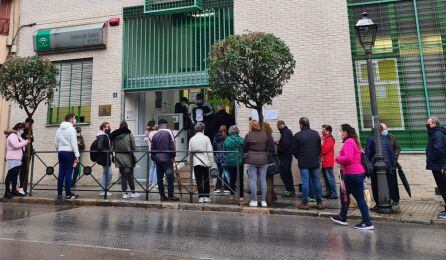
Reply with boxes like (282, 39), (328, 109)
(125, 110), (136, 121)
(251, 109), (278, 121)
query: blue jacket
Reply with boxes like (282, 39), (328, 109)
(365, 135), (395, 169)
(151, 129), (176, 163)
(426, 127), (446, 171)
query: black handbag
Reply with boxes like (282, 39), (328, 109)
(267, 153), (280, 175)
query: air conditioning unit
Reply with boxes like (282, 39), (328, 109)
(6, 35), (13, 47)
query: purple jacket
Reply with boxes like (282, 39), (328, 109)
(151, 129), (176, 162)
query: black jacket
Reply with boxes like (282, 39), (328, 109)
(277, 126), (294, 158)
(426, 127), (446, 171)
(96, 133), (112, 166)
(365, 135), (395, 170)
(292, 127), (321, 168)
(209, 110), (235, 135)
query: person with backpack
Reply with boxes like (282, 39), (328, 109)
(95, 122), (113, 197)
(321, 124), (337, 199)
(55, 113), (80, 200)
(224, 125), (245, 203)
(110, 121), (140, 199)
(4, 123), (29, 198)
(331, 124), (374, 230)
(426, 116), (446, 219)
(145, 120), (158, 187)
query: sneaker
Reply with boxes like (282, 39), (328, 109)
(309, 198), (316, 203)
(99, 192), (113, 197)
(67, 194), (79, 200)
(261, 201), (267, 207)
(122, 192), (129, 199)
(281, 191), (292, 197)
(204, 197), (211, 203)
(214, 190), (221, 194)
(198, 197), (205, 203)
(437, 211), (446, 219)
(297, 203), (310, 210)
(249, 201), (258, 207)
(330, 215), (348, 226)
(56, 195), (64, 201)
(18, 188), (26, 196)
(354, 222), (374, 230)
(130, 192), (141, 198)
(224, 190), (231, 194)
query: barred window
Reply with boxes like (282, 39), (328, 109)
(48, 59), (93, 125)
(0, 0), (12, 35)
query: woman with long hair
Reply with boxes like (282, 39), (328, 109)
(331, 124), (374, 230)
(213, 125), (229, 193)
(4, 123), (29, 198)
(243, 120), (273, 207)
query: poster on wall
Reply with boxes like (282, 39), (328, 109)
(355, 58), (405, 130)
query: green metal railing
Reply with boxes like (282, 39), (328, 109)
(348, 0), (446, 150)
(123, 0), (234, 91)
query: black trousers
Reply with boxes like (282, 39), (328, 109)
(19, 155), (28, 189)
(119, 167), (135, 192)
(228, 165), (244, 197)
(5, 166), (21, 192)
(371, 168), (399, 204)
(194, 165), (210, 197)
(279, 154), (295, 192)
(433, 170), (446, 210)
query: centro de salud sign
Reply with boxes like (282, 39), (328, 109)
(33, 22), (107, 53)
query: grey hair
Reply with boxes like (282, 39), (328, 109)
(429, 116), (441, 127)
(194, 122), (205, 133)
(228, 125), (240, 135)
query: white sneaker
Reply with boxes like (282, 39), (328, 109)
(130, 192), (141, 198)
(214, 190), (221, 194)
(224, 190), (231, 194)
(249, 201), (258, 207)
(204, 197), (211, 203)
(122, 192), (129, 199)
(18, 188), (26, 195)
(198, 197), (205, 203)
(99, 192), (113, 196)
(261, 201), (267, 207)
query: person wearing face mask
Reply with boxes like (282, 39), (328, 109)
(96, 122), (113, 197)
(276, 120), (296, 197)
(426, 116), (446, 219)
(55, 113), (80, 200)
(190, 93), (214, 136)
(380, 123), (401, 205)
(175, 97), (191, 131)
(17, 118), (34, 195)
(365, 123), (395, 210)
(4, 123), (30, 198)
(70, 127), (85, 188)
(320, 124), (337, 199)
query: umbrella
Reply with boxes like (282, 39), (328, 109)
(396, 162), (411, 197)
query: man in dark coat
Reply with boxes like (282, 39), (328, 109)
(292, 117), (325, 210)
(277, 120), (295, 197)
(365, 130), (395, 209)
(426, 116), (446, 219)
(19, 118), (34, 195)
(174, 97), (191, 131)
(209, 103), (235, 139)
(96, 122), (113, 196)
(381, 123), (401, 205)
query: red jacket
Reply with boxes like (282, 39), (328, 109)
(321, 135), (335, 168)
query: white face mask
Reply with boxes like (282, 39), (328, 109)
(19, 130), (24, 135)
(72, 119), (77, 125)
(338, 132), (343, 139)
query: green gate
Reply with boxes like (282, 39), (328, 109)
(348, 0), (446, 150)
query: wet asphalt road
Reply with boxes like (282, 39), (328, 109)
(0, 203), (444, 259)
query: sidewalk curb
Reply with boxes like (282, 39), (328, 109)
(1, 197), (445, 227)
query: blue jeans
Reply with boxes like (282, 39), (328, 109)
(99, 165), (113, 192)
(148, 159), (157, 184)
(322, 167), (337, 198)
(300, 168), (323, 203)
(156, 161), (174, 197)
(247, 164), (268, 202)
(340, 174), (371, 224)
(58, 151), (76, 196)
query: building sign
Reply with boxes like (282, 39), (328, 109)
(33, 23), (107, 53)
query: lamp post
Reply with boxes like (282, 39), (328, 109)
(355, 12), (392, 213)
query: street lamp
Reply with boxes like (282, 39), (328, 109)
(355, 12), (392, 213)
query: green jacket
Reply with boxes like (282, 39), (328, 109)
(112, 131), (135, 168)
(224, 134), (244, 167)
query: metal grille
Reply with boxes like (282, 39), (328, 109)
(48, 59), (93, 125)
(123, 1), (234, 90)
(0, 0), (12, 35)
(145, 0), (202, 15)
(348, 0), (446, 150)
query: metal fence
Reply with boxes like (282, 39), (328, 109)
(28, 149), (242, 204)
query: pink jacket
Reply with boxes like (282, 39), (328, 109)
(6, 133), (29, 160)
(335, 138), (365, 175)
